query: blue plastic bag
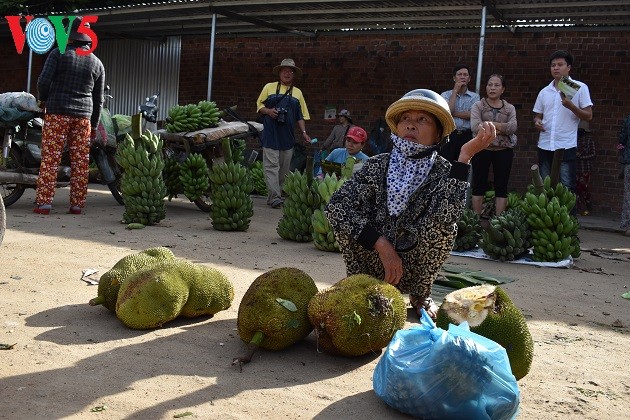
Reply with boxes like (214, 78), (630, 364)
(313, 149), (323, 178)
(373, 310), (520, 419)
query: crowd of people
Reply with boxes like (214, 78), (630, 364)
(255, 51), (617, 321)
(29, 48), (622, 322)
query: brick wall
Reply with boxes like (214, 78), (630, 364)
(3, 30), (628, 215)
(179, 30), (629, 215)
(0, 42), (45, 93)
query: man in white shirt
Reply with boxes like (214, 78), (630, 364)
(533, 50), (593, 194)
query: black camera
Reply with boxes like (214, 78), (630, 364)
(276, 107), (287, 124)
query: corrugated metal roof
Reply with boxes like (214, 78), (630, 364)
(1, 1), (629, 39)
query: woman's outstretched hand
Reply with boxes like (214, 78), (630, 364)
(458, 121), (497, 164)
(374, 236), (402, 285)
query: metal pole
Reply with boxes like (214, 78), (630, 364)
(475, 5), (487, 94)
(207, 13), (217, 100)
(27, 48), (33, 93)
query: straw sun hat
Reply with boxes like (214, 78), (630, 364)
(273, 58), (303, 78)
(385, 89), (456, 140)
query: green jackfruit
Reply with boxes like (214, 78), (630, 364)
(179, 262), (234, 318)
(115, 260), (234, 329)
(89, 247), (175, 310)
(234, 267), (318, 366)
(307, 274), (406, 357)
(436, 285), (534, 380)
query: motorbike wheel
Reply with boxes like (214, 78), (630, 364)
(193, 190), (212, 212)
(0, 147), (27, 207)
(106, 151), (124, 205)
(108, 181), (124, 205)
(0, 195), (5, 246)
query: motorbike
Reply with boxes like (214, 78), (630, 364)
(0, 91), (124, 207)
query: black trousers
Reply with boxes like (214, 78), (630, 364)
(439, 129), (473, 162)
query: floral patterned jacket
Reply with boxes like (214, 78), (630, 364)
(325, 153), (470, 301)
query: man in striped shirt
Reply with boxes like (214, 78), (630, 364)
(439, 64), (480, 163)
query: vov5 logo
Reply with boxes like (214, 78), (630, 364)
(5, 15), (98, 55)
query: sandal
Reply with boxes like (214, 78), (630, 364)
(410, 296), (438, 321)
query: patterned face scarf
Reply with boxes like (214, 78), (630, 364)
(386, 134), (437, 216)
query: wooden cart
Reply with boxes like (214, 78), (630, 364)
(158, 120), (262, 211)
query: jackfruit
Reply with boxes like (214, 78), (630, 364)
(179, 262), (234, 318)
(436, 284), (534, 380)
(307, 274), (406, 357)
(115, 259), (234, 329)
(234, 267), (318, 366)
(89, 247), (175, 310)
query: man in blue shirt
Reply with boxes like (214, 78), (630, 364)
(256, 58), (311, 208)
(439, 64), (480, 162)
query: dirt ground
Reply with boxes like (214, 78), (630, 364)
(1, 185), (629, 419)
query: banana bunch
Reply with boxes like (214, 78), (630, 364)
(479, 207), (531, 262)
(311, 173), (346, 251)
(230, 137), (246, 164)
(506, 191), (522, 210)
(481, 189), (496, 219)
(248, 161), (267, 196)
(316, 173), (346, 203)
(163, 157), (182, 200)
(116, 130), (167, 226)
(453, 208), (483, 251)
(196, 100), (223, 129)
(312, 209), (338, 251)
(277, 170), (321, 242)
(520, 179), (580, 261)
(208, 161), (254, 231)
(178, 153), (210, 201)
(165, 104), (201, 133)
(526, 175), (577, 212)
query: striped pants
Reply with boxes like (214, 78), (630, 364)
(35, 114), (91, 208)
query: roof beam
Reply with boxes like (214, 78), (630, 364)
(485, 0), (515, 34)
(211, 6), (316, 37)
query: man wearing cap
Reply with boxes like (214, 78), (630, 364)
(256, 58), (311, 209)
(34, 17), (105, 215)
(439, 64), (480, 162)
(326, 89), (495, 320)
(321, 109), (353, 158)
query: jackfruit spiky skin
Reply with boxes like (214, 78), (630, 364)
(179, 262), (234, 318)
(237, 267), (318, 351)
(307, 274), (406, 357)
(436, 285), (534, 380)
(89, 247), (175, 310)
(115, 261), (189, 329)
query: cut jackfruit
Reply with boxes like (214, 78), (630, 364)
(436, 285), (534, 380)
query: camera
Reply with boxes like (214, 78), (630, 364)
(275, 107), (287, 124)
